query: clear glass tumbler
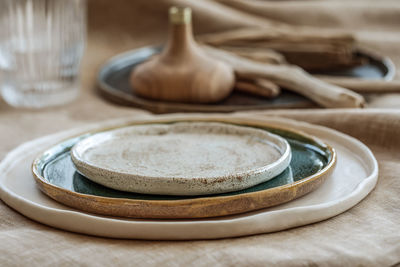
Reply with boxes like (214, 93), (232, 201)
(0, 0), (86, 108)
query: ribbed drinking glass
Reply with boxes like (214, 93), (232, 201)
(0, 0), (86, 108)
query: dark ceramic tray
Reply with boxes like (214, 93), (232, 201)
(32, 119), (336, 219)
(97, 46), (395, 113)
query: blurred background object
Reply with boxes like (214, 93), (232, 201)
(0, 0), (86, 108)
(88, 0), (400, 111)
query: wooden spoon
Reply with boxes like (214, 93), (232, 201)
(130, 7), (235, 104)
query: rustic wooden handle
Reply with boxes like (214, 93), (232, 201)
(203, 46), (365, 108)
(235, 78), (281, 98)
(317, 77), (400, 93)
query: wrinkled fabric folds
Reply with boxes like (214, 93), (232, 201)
(0, 0), (399, 266)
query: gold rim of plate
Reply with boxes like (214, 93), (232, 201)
(32, 116), (337, 219)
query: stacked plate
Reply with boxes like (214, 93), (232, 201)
(0, 115), (378, 239)
(32, 119), (335, 219)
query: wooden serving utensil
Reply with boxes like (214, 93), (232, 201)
(203, 46), (365, 108)
(130, 7), (235, 104)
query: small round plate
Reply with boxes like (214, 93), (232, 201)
(32, 118), (336, 219)
(97, 46), (395, 113)
(71, 122), (291, 195)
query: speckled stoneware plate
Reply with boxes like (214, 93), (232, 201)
(97, 46), (395, 113)
(32, 117), (335, 219)
(71, 122), (291, 196)
(0, 115), (378, 239)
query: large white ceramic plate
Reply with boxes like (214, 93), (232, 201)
(71, 122), (291, 195)
(0, 115), (378, 240)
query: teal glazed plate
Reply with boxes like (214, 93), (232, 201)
(32, 119), (336, 219)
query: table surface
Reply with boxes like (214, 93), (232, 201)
(0, 0), (399, 266)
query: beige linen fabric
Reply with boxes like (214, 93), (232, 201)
(0, 0), (399, 266)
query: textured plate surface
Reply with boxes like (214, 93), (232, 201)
(32, 118), (334, 219)
(97, 46), (395, 113)
(0, 115), (378, 240)
(71, 122), (291, 195)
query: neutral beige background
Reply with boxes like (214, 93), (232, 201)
(0, 0), (399, 266)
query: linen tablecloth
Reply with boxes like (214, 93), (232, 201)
(0, 0), (399, 265)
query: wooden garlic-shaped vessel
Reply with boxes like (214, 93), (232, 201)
(130, 7), (235, 103)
